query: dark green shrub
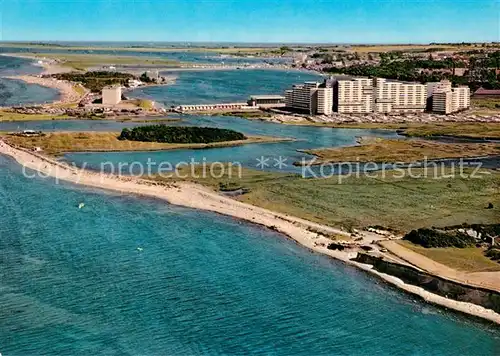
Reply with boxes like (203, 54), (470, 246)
(403, 228), (476, 248)
(485, 248), (500, 261)
(118, 125), (246, 143)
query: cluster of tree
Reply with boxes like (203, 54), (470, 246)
(51, 71), (135, 92)
(118, 125), (246, 144)
(327, 52), (500, 91)
(403, 228), (477, 248)
(139, 72), (155, 83)
(327, 242), (346, 251)
(326, 61), (443, 82)
(485, 248), (500, 261)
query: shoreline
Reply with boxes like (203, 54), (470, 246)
(0, 139), (499, 325)
(4, 134), (294, 157)
(2, 52), (302, 75)
(3, 74), (84, 105)
(1, 53), (73, 75)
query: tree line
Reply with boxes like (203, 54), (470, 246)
(326, 51), (500, 90)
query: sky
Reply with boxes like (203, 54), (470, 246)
(0, 0), (499, 43)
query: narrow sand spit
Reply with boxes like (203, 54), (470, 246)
(1, 140), (499, 325)
(3, 75), (83, 104)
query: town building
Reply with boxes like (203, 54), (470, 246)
(127, 79), (143, 88)
(472, 88), (500, 99)
(102, 86), (122, 105)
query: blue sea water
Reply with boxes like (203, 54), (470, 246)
(0, 46), (290, 66)
(0, 55), (60, 106)
(129, 69), (323, 107)
(0, 154), (499, 355)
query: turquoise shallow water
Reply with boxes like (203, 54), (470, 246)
(0, 56), (60, 106)
(0, 155), (499, 355)
(0, 114), (399, 175)
(59, 115), (399, 175)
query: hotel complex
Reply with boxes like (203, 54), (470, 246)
(284, 77), (470, 115)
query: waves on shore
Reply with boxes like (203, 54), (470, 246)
(0, 154), (499, 355)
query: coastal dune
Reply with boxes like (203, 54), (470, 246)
(1, 140), (500, 325)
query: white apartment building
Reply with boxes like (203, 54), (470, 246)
(335, 77), (425, 113)
(373, 78), (426, 113)
(285, 82), (332, 115)
(432, 90), (454, 114)
(430, 80), (470, 114)
(335, 78), (373, 113)
(102, 86), (122, 105)
(315, 87), (333, 115)
(452, 86), (470, 112)
(285, 77), (470, 115)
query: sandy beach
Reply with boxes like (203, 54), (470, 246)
(4, 74), (85, 105)
(1, 139), (499, 324)
(1, 53), (85, 106)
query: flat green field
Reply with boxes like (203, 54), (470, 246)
(2, 132), (288, 156)
(154, 166), (500, 233)
(0, 111), (71, 121)
(285, 121), (500, 140)
(304, 138), (500, 164)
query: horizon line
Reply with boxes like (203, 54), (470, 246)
(1, 40), (499, 46)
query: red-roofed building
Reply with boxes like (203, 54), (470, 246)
(473, 88), (500, 99)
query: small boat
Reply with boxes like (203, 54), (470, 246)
(78, 203), (85, 209)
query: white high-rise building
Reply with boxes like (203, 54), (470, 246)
(284, 77), (470, 115)
(284, 82), (333, 115)
(373, 78), (426, 113)
(335, 78), (373, 113)
(430, 80), (470, 114)
(432, 90), (454, 114)
(315, 87), (333, 115)
(335, 77), (425, 113)
(452, 86), (470, 112)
